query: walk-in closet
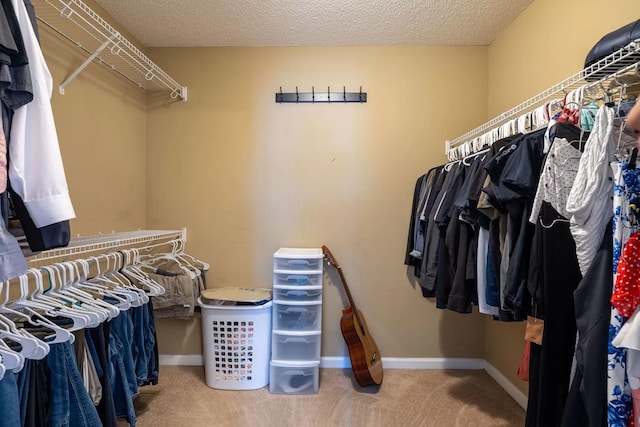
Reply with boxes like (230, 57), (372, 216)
(1, 0), (640, 426)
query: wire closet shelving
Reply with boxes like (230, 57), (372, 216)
(445, 40), (640, 161)
(26, 229), (187, 263)
(33, 0), (187, 101)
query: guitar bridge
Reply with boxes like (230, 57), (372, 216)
(371, 352), (377, 364)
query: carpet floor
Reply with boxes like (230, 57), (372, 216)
(119, 366), (525, 426)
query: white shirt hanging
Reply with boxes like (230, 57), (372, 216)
(8, 0), (75, 227)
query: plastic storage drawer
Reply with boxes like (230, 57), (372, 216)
(273, 257), (323, 271)
(273, 248), (324, 271)
(269, 361), (320, 394)
(271, 331), (321, 361)
(273, 302), (322, 331)
(273, 286), (322, 303)
(273, 271), (323, 287)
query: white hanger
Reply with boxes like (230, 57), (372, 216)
(58, 261), (122, 319)
(139, 241), (198, 280)
(121, 249), (165, 296)
(105, 253), (149, 306)
(38, 266), (105, 328)
(17, 269), (90, 332)
(108, 252), (149, 305)
(79, 256), (134, 312)
(0, 339), (24, 372)
(0, 279), (73, 346)
(0, 279), (51, 359)
(0, 283), (45, 360)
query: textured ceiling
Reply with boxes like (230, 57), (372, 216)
(94, 0), (533, 47)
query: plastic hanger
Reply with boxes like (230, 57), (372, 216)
(105, 253), (148, 306)
(0, 279), (50, 359)
(0, 279), (73, 346)
(0, 311), (44, 360)
(58, 261), (122, 318)
(121, 249), (165, 296)
(51, 263), (118, 323)
(18, 269), (90, 332)
(174, 239), (210, 271)
(39, 266), (106, 327)
(0, 339), (23, 372)
(78, 257), (134, 311)
(140, 241), (198, 280)
(107, 252), (149, 305)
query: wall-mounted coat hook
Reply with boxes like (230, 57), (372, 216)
(275, 86), (368, 103)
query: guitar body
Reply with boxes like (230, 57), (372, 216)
(340, 308), (383, 387)
(322, 245), (383, 388)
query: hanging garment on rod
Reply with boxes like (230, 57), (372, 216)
(404, 166), (443, 278)
(607, 153), (640, 427)
(561, 220), (612, 427)
(566, 106), (616, 276)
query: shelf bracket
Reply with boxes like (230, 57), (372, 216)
(59, 34), (119, 95)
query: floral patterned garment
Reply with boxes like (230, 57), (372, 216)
(609, 161), (640, 426)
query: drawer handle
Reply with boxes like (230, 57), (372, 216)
(286, 260), (310, 267)
(285, 275), (310, 284)
(286, 291), (308, 297)
(283, 370), (307, 376)
(284, 308), (308, 313)
(284, 338), (307, 343)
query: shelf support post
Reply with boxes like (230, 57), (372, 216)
(59, 34), (119, 95)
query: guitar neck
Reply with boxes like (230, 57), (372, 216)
(335, 265), (357, 311)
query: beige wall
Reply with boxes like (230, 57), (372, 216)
(485, 0), (640, 396)
(145, 46), (489, 357)
(39, 0), (148, 236)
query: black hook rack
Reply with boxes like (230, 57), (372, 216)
(276, 86), (367, 103)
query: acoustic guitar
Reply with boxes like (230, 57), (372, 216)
(322, 245), (383, 387)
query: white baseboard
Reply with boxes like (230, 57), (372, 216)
(319, 356), (485, 370)
(159, 354), (526, 410)
(483, 361), (528, 410)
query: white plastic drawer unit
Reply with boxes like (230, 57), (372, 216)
(273, 301), (322, 332)
(273, 247), (324, 272)
(271, 331), (321, 361)
(269, 361), (320, 394)
(273, 286), (323, 303)
(273, 271), (323, 287)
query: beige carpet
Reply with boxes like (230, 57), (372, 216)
(122, 366), (525, 426)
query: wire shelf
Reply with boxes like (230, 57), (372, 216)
(446, 39), (640, 158)
(34, 0), (187, 100)
(26, 229), (186, 263)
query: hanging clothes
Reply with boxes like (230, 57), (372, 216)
(404, 166), (442, 277)
(7, 0), (75, 227)
(566, 106), (616, 276)
(561, 220), (612, 427)
(0, 0), (73, 253)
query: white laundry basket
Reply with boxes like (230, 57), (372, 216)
(198, 288), (272, 390)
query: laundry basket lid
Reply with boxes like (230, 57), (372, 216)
(200, 287), (272, 305)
